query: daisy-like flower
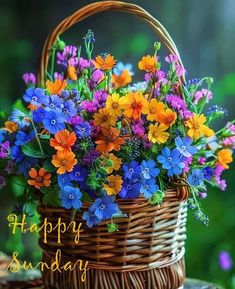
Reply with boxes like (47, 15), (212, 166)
(101, 153), (122, 174)
(94, 54), (116, 71)
(138, 55), (157, 73)
(50, 129), (76, 153)
(103, 175), (123, 195)
(42, 110), (65, 134)
(95, 127), (125, 153)
(185, 114), (214, 140)
(23, 87), (45, 106)
(148, 123), (169, 144)
(158, 108), (177, 127)
(142, 99), (165, 122)
(27, 167), (51, 189)
(105, 93), (123, 117)
(120, 91), (147, 120)
(52, 151), (77, 174)
(4, 121), (18, 133)
(217, 149), (233, 169)
(93, 108), (117, 127)
(46, 79), (67, 95)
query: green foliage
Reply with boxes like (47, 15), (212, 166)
(107, 222), (119, 233)
(41, 186), (60, 206)
(22, 139), (53, 158)
(149, 190), (165, 205)
(11, 176), (27, 197)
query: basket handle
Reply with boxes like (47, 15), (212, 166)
(38, 1), (185, 86)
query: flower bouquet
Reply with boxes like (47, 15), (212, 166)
(0, 2), (234, 289)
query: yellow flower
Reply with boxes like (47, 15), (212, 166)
(4, 121), (18, 133)
(138, 55), (157, 73)
(217, 149), (233, 169)
(94, 54), (116, 71)
(158, 108), (177, 127)
(67, 65), (77, 81)
(142, 99), (165, 122)
(101, 153), (122, 174)
(103, 175), (123, 195)
(112, 70), (132, 88)
(120, 91), (147, 120)
(185, 114), (215, 140)
(105, 93), (123, 117)
(93, 108), (117, 127)
(148, 123), (169, 144)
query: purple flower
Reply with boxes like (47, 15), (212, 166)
(166, 94), (192, 120)
(132, 119), (145, 137)
(42, 110), (65, 134)
(75, 122), (91, 138)
(93, 90), (108, 109)
(157, 148), (186, 177)
(83, 149), (100, 166)
(0, 176), (6, 190)
(22, 73), (36, 87)
(175, 136), (197, 157)
(81, 100), (97, 113)
(82, 208), (101, 228)
(68, 115), (83, 126)
(59, 185), (82, 209)
(90, 196), (119, 220)
(58, 174), (72, 189)
(122, 161), (141, 180)
(183, 157), (193, 173)
(188, 169), (204, 186)
(193, 89), (213, 105)
(62, 100), (77, 119)
(199, 192), (207, 199)
(15, 131), (35, 146)
(91, 69), (104, 82)
(57, 45), (77, 66)
(0, 141), (10, 158)
(23, 88), (45, 106)
(33, 107), (46, 123)
(219, 251), (233, 271)
(69, 165), (88, 182)
(141, 160), (160, 180)
(69, 57), (90, 71)
(140, 178), (159, 199)
(9, 109), (30, 128)
(119, 179), (141, 199)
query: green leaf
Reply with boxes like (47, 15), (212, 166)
(23, 202), (36, 217)
(12, 99), (28, 114)
(22, 140), (53, 158)
(44, 160), (56, 172)
(41, 186), (60, 206)
(11, 176), (27, 197)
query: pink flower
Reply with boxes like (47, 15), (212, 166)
(183, 157), (192, 173)
(22, 73), (36, 86)
(165, 54), (179, 64)
(193, 89), (213, 104)
(198, 157), (206, 165)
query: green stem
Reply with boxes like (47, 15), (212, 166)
(30, 118), (44, 156)
(50, 46), (56, 79)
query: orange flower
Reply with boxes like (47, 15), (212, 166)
(142, 99), (165, 122)
(138, 55), (157, 73)
(158, 109), (177, 127)
(4, 121), (18, 133)
(46, 79), (67, 95)
(67, 65), (77, 81)
(93, 108), (117, 127)
(50, 129), (76, 153)
(94, 54), (116, 71)
(217, 149), (233, 169)
(103, 175), (123, 195)
(28, 168), (51, 189)
(52, 151), (77, 174)
(120, 91), (147, 120)
(112, 70), (132, 88)
(95, 127), (125, 153)
(27, 103), (38, 111)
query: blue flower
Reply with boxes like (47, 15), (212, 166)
(23, 88), (45, 106)
(62, 100), (77, 119)
(0, 129), (6, 143)
(122, 161), (141, 180)
(11, 145), (24, 162)
(15, 131), (35, 146)
(18, 157), (38, 177)
(119, 179), (141, 199)
(202, 167), (214, 181)
(9, 109), (30, 128)
(59, 185), (82, 209)
(90, 196), (118, 220)
(175, 136), (197, 157)
(69, 165), (88, 182)
(157, 148), (186, 177)
(75, 122), (91, 138)
(188, 169), (204, 186)
(141, 159), (160, 180)
(45, 95), (63, 110)
(113, 62), (134, 76)
(33, 107), (46, 123)
(42, 110), (65, 134)
(58, 174), (72, 189)
(82, 208), (101, 228)
(140, 178), (159, 199)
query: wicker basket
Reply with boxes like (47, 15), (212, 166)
(37, 1), (189, 289)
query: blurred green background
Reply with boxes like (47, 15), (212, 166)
(0, 0), (235, 288)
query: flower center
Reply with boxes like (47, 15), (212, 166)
(75, 172), (80, 176)
(127, 184), (131, 190)
(112, 102), (119, 109)
(61, 160), (67, 165)
(109, 181), (115, 188)
(100, 204), (105, 209)
(69, 194), (75, 200)
(144, 168), (149, 173)
(181, 145), (186, 151)
(132, 103), (138, 109)
(150, 108), (156, 114)
(51, 119), (56, 125)
(167, 157), (172, 162)
(36, 176), (43, 183)
(129, 168), (134, 173)
(32, 96), (37, 101)
(50, 103), (55, 108)
(63, 108), (68, 114)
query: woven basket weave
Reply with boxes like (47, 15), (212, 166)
(37, 1), (189, 289)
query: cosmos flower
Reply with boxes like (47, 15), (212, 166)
(28, 168), (51, 189)
(93, 108), (117, 127)
(52, 151), (77, 174)
(94, 54), (116, 71)
(105, 93), (123, 117)
(158, 108), (177, 127)
(185, 114), (214, 140)
(138, 55), (157, 73)
(50, 129), (76, 153)
(103, 175), (123, 195)
(148, 123), (169, 144)
(217, 149), (233, 169)
(142, 99), (165, 122)
(46, 79), (67, 95)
